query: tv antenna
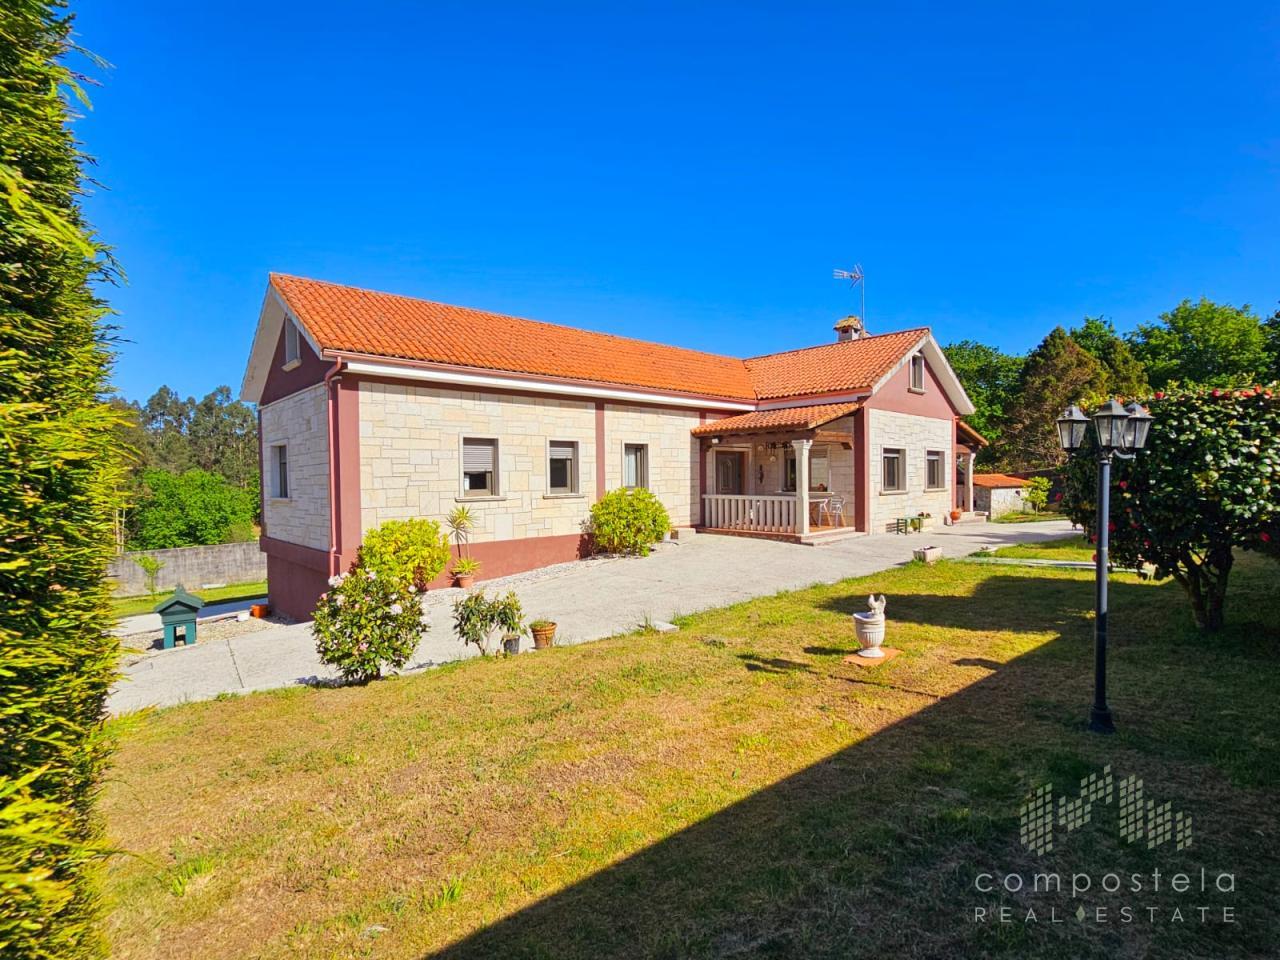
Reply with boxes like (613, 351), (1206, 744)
(833, 264), (866, 324)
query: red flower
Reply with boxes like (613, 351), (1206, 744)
(1263, 532), (1273, 543)
(1154, 391), (1165, 399)
(1089, 534), (1097, 544)
(1144, 539), (1152, 548)
(1054, 492), (1063, 501)
(1118, 480), (1127, 490)
(1108, 521), (1117, 532)
(1091, 553), (1098, 563)
(1212, 389), (1222, 398)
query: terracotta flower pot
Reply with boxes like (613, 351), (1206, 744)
(531, 623), (557, 649)
(455, 574), (474, 589)
(949, 509), (962, 522)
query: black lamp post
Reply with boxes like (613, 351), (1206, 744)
(1056, 399), (1154, 734)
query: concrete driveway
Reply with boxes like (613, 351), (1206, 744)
(108, 519), (1075, 714)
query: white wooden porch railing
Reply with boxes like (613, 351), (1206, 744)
(701, 494), (797, 534)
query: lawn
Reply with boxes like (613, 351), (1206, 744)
(990, 534), (1092, 563)
(111, 579), (268, 619)
(100, 557), (1280, 959)
(990, 510), (1068, 524)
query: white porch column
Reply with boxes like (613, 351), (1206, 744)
(792, 438), (812, 536)
(965, 453), (975, 513)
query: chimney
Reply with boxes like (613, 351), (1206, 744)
(834, 315), (865, 343)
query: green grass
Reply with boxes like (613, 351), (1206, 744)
(100, 557), (1280, 959)
(112, 580), (268, 619)
(990, 510), (1068, 524)
(990, 534), (1092, 562)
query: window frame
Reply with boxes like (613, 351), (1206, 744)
(547, 439), (580, 496)
(909, 352), (926, 393)
(284, 317), (301, 369)
(460, 436), (500, 499)
(783, 444), (831, 492)
(925, 449), (946, 490)
(271, 444), (289, 499)
(881, 447), (906, 494)
(622, 443), (649, 490)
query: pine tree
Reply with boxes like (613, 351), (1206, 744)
(996, 328), (1108, 470)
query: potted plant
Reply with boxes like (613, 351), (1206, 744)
(492, 591), (526, 655)
(452, 556), (480, 588)
(529, 619), (557, 649)
(949, 508), (963, 523)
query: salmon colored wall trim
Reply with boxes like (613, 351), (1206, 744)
(260, 319), (330, 406)
(261, 534), (329, 572)
(594, 401), (606, 499)
(863, 355), (958, 419)
(853, 408), (869, 532)
(323, 361), (343, 576)
(266, 554), (329, 622)
(334, 375), (362, 571)
(427, 533), (592, 590)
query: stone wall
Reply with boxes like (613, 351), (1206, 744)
(603, 403), (702, 526)
(976, 485), (1026, 518)
(260, 383), (331, 551)
(108, 541), (266, 597)
(359, 382), (598, 542)
(866, 409), (953, 533)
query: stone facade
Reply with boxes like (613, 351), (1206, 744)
(260, 383), (330, 551)
(866, 408), (953, 533)
(976, 484), (1026, 519)
(359, 382), (598, 542)
(603, 403), (702, 526)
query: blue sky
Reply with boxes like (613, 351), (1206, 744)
(72, 2), (1280, 403)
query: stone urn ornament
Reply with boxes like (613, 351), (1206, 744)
(853, 594), (887, 658)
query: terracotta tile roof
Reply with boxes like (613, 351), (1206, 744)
(691, 402), (860, 437)
(973, 473), (1030, 489)
(271, 274), (756, 401)
(269, 275), (928, 404)
(744, 328), (928, 400)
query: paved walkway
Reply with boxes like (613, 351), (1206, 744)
(107, 520), (1074, 714)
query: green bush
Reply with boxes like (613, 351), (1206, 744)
(451, 589), (526, 656)
(0, 4), (127, 956)
(588, 488), (671, 556)
(1023, 476), (1051, 513)
(313, 562), (427, 683)
(360, 518), (451, 590)
(128, 469), (257, 549)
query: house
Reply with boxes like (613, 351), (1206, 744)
(241, 275), (983, 619)
(973, 473), (1031, 518)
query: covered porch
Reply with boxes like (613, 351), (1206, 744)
(692, 403), (865, 544)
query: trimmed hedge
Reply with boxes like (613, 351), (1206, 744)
(0, 4), (126, 958)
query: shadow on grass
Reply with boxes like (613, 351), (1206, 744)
(429, 572), (1279, 960)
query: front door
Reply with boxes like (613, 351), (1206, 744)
(715, 451), (745, 494)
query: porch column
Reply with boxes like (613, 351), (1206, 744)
(792, 438), (812, 536)
(964, 453), (975, 513)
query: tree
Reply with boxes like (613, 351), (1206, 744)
(995, 328), (1109, 470)
(0, 4), (126, 956)
(1061, 387), (1280, 631)
(136, 385), (194, 473)
(1264, 305), (1280, 383)
(1129, 298), (1270, 388)
(1069, 317), (1149, 397)
(187, 385), (258, 490)
(942, 340), (1024, 455)
(128, 469), (258, 549)
(1024, 476), (1050, 513)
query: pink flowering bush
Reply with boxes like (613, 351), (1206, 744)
(313, 561), (426, 682)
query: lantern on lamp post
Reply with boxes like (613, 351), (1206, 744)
(1056, 398), (1154, 734)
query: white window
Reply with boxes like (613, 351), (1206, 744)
(548, 441), (578, 494)
(926, 450), (945, 490)
(910, 353), (926, 392)
(623, 443), (648, 489)
(882, 448), (906, 493)
(284, 317), (301, 367)
(271, 444), (289, 498)
(784, 445), (830, 492)
(462, 438), (498, 497)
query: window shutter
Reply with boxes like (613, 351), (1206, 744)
(463, 439), (495, 471)
(550, 441), (575, 460)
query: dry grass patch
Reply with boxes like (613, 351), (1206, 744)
(101, 557), (1280, 959)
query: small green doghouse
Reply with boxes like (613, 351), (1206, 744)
(154, 586), (205, 649)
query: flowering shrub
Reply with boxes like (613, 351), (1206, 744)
(360, 518), (451, 589)
(452, 589), (525, 656)
(588, 488), (671, 556)
(313, 564), (426, 682)
(1061, 385), (1279, 630)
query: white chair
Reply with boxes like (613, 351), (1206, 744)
(819, 496), (846, 527)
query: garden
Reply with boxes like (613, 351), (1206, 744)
(99, 551), (1279, 959)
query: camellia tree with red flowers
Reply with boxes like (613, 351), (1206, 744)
(1061, 385), (1280, 631)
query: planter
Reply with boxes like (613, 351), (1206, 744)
(531, 622), (557, 649)
(949, 509), (962, 523)
(502, 634), (522, 655)
(249, 603), (271, 619)
(853, 613), (886, 657)
(913, 545), (943, 564)
(455, 574), (474, 589)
